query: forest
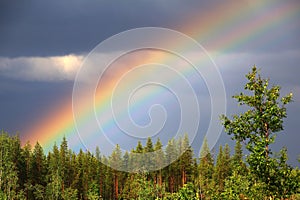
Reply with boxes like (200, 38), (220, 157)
(0, 67), (299, 200)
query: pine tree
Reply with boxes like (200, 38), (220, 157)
(154, 138), (164, 188)
(95, 146), (104, 198)
(214, 144), (231, 193)
(179, 134), (193, 186)
(110, 144), (122, 200)
(46, 143), (62, 199)
(73, 149), (86, 199)
(10, 135), (25, 193)
(198, 137), (214, 198)
(232, 141), (246, 174)
(214, 145), (224, 191)
(22, 142), (32, 199)
(31, 142), (47, 199)
(100, 155), (112, 200)
(144, 137), (154, 172)
(69, 150), (77, 191)
(1, 112), (300, 199)
(122, 151), (129, 172)
(165, 138), (178, 193)
(60, 136), (70, 190)
(0, 133), (19, 199)
(136, 141), (143, 153)
(223, 144), (232, 177)
(134, 140), (144, 172)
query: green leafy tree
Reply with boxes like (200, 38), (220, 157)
(87, 181), (100, 200)
(62, 187), (78, 200)
(1, 121), (299, 199)
(121, 173), (158, 200)
(221, 170), (266, 200)
(33, 183), (45, 200)
(221, 66), (297, 198)
(176, 182), (198, 200)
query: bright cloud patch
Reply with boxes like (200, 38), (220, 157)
(0, 54), (84, 81)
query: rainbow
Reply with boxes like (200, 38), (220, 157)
(23, 1), (299, 152)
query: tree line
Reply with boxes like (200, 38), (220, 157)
(0, 66), (299, 199)
(0, 132), (299, 200)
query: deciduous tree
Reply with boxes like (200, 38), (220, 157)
(221, 66), (297, 198)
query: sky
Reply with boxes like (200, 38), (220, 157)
(0, 0), (299, 166)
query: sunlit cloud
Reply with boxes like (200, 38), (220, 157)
(0, 54), (84, 81)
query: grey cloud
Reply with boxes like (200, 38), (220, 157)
(0, 55), (83, 81)
(0, 0), (207, 57)
(2, 0), (298, 57)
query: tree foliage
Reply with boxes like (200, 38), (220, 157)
(221, 66), (299, 198)
(0, 66), (299, 199)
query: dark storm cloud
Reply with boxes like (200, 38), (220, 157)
(3, 0), (298, 57)
(0, 0), (210, 57)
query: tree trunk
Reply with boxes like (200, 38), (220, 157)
(159, 170), (162, 187)
(169, 175), (174, 193)
(100, 175), (103, 198)
(114, 173), (118, 200)
(182, 168), (186, 186)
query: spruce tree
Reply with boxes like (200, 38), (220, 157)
(31, 142), (47, 198)
(22, 142), (32, 199)
(144, 137), (155, 172)
(198, 138), (214, 198)
(232, 141), (247, 174)
(46, 143), (62, 199)
(110, 144), (122, 200)
(154, 138), (164, 188)
(179, 134), (193, 186)
(60, 136), (70, 190)
(0, 133), (19, 199)
(165, 138), (178, 193)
